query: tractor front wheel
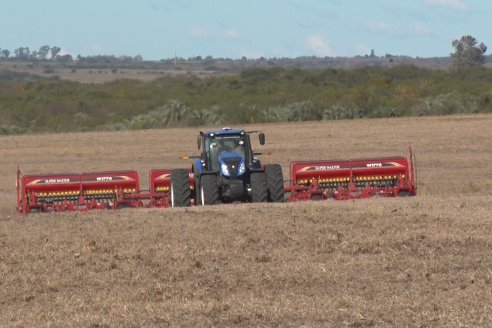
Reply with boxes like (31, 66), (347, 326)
(250, 172), (268, 203)
(171, 169), (191, 207)
(200, 174), (219, 205)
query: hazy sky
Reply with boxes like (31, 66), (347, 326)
(1, 0), (490, 60)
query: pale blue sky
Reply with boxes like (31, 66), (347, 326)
(1, 0), (490, 60)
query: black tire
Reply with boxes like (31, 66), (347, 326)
(398, 190), (410, 197)
(170, 169), (191, 207)
(193, 165), (201, 205)
(250, 172), (268, 203)
(200, 174), (219, 205)
(265, 164), (285, 202)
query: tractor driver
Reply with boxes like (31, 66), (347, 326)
(217, 139), (232, 153)
(215, 138), (244, 156)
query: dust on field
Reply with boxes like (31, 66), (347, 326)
(1, 115), (491, 326)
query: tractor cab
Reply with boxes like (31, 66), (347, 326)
(197, 128), (263, 175)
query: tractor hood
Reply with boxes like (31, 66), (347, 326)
(219, 152), (246, 177)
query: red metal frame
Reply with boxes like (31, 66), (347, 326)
(16, 148), (417, 214)
(16, 167), (197, 214)
(285, 147), (417, 201)
(17, 170), (139, 214)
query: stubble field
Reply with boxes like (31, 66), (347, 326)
(0, 115), (491, 327)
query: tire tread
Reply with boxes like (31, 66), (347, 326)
(171, 169), (191, 207)
(265, 164), (285, 202)
(250, 172), (268, 203)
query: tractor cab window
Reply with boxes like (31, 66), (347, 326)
(207, 135), (245, 170)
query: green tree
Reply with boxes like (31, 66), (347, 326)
(14, 47), (30, 59)
(38, 45), (50, 60)
(50, 46), (61, 59)
(451, 35), (487, 68)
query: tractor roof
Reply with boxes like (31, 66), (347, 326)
(203, 127), (245, 136)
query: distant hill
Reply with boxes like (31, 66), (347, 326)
(2, 53), (492, 83)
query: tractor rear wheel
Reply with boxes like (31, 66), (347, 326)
(171, 169), (191, 207)
(200, 174), (219, 205)
(265, 164), (285, 202)
(250, 172), (268, 203)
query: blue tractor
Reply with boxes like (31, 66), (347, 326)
(170, 128), (284, 206)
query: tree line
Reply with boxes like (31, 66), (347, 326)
(0, 45), (144, 64)
(0, 35), (487, 70)
(1, 64), (492, 135)
(0, 35), (489, 135)
(0, 45), (62, 61)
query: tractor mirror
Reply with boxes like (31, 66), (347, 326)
(197, 137), (201, 150)
(259, 133), (265, 145)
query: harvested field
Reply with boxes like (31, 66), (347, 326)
(1, 115), (491, 327)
